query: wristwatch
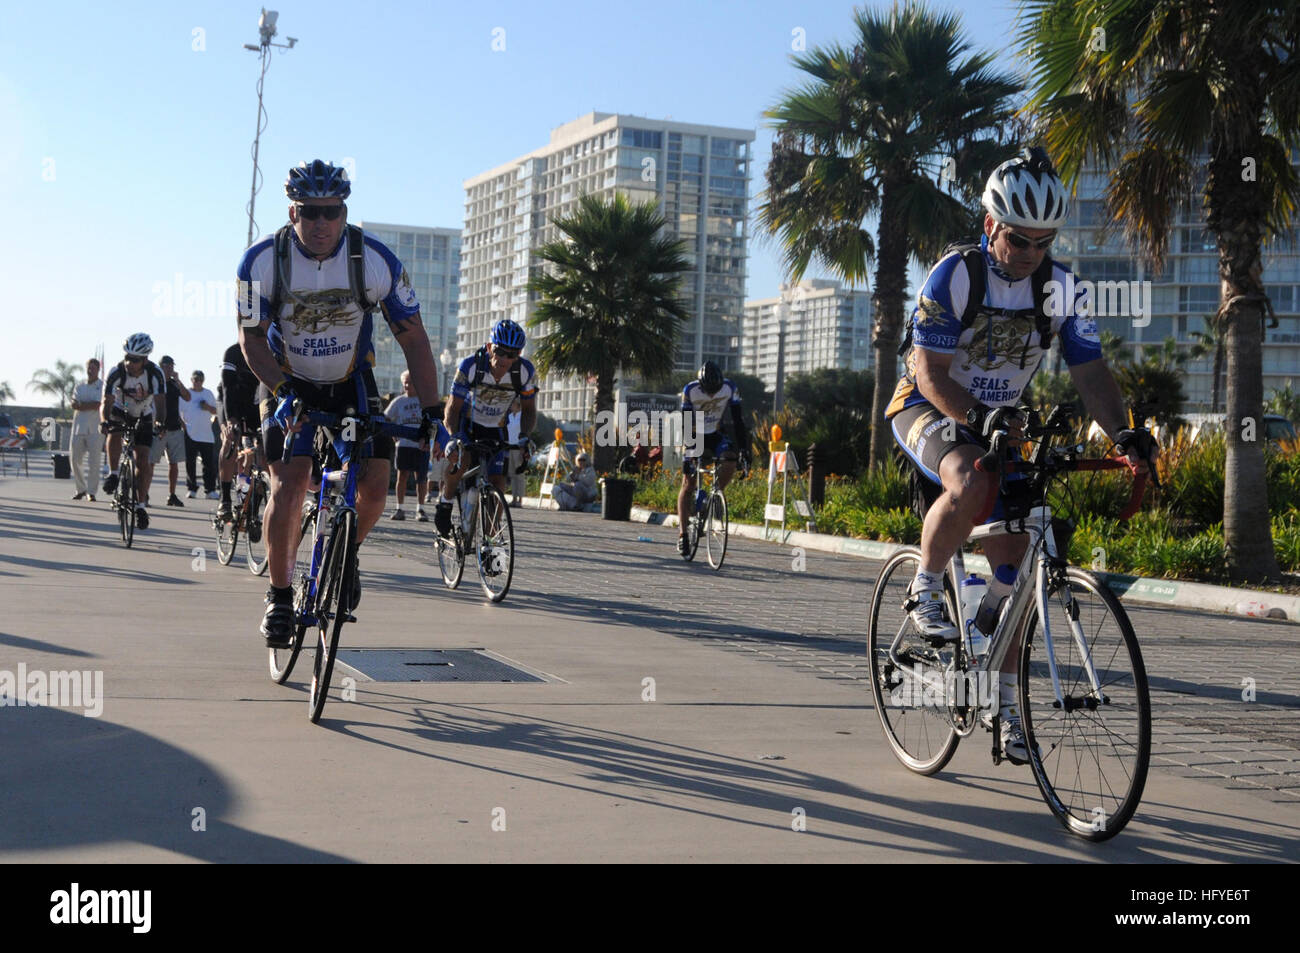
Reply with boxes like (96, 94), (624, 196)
(965, 404), (990, 431)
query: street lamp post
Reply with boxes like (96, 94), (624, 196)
(439, 348), (454, 397)
(243, 9), (298, 248)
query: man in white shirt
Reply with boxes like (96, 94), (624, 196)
(384, 370), (430, 521)
(180, 370), (220, 499)
(69, 358), (103, 500)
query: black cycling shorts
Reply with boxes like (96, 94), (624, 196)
(682, 431), (736, 476)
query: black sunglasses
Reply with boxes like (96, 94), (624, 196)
(295, 204), (346, 221)
(494, 347), (520, 359)
(1003, 230), (1054, 251)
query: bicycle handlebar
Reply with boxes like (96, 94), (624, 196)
(280, 402), (424, 464)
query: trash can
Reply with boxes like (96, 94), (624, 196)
(52, 453), (71, 479)
(600, 477), (635, 521)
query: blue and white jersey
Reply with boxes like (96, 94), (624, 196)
(451, 351), (538, 428)
(681, 379), (741, 436)
(887, 235), (1102, 417)
(236, 228), (420, 385)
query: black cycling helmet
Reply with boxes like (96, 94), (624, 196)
(285, 159), (351, 201)
(698, 361), (723, 395)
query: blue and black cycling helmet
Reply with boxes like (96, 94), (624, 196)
(491, 319), (526, 351)
(285, 159), (351, 201)
(698, 361), (723, 395)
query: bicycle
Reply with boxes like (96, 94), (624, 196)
(215, 430), (270, 575)
(265, 404), (421, 723)
(867, 404), (1153, 841)
(434, 437), (515, 603)
(104, 418), (144, 548)
(681, 458), (748, 570)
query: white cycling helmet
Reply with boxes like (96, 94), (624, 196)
(982, 147), (1070, 230)
(123, 332), (154, 357)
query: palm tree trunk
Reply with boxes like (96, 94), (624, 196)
(592, 368), (617, 474)
(868, 176), (910, 469)
(1211, 339), (1223, 414)
(1208, 121), (1280, 582)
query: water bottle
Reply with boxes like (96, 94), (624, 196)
(695, 489), (707, 513)
(463, 486), (478, 532)
(235, 473), (251, 498)
(975, 563), (1018, 635)
(960, 573), (989, 659)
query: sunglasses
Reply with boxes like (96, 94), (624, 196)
(494, 347), (520, 359)
(295, 204), (346, 221)
(125, 355), (146, 363)
(1003, 230), (1054, 251)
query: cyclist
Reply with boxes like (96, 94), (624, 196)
(237, 159), (442, 647)
(216, 341), (265, 524)
(886, 146), (1158, 763)
(676, 361), (749, 556)
(434, 319), (537, 538)
(100, 333), (166, 530)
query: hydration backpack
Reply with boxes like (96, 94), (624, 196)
(265, 224), (377, 320)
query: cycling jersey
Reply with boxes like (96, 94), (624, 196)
(103, 360), (165, 418)
(681, 379), (741, 436)
(886, 236), (1101, 417)
(451, 351), (538, 429)
(236, 229), (420, 384)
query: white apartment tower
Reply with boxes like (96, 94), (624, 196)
(743, 280), (873, 391)
(460, 112), (755, 423)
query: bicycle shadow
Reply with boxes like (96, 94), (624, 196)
(0, 705), (351, 862)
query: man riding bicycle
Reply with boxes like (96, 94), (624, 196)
(216, 340), (265, 524)
(886, 146), (1158, 763)
(676, 361), (750, 556)
(100, 333), (167, 530)
(434, 319), (537, 538)
(237, 159), (442, 648)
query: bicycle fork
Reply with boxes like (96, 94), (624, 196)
(1035, 555), (1107, 709)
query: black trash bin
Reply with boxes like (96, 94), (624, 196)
(52, 453), (71, 479)
(600, 477), (635, 521)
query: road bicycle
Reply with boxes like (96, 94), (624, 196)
(867, 404), (1152, 841)
(104, 417), (147, 548)
(681, 457), (748, 570)
(265, 403), (421, 723)
(215, 430), (270, 575)
(434, 437), (515, 603)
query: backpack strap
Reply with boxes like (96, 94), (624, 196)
(267, 224), (374, 320)
(346, 225), (375, 311)
(268, 225), (293, 323)
(1030, 255), (1056, 352)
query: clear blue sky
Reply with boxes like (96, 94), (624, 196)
(1, 0), (1024, 402)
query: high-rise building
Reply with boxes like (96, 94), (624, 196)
(1049, 163), (1300, 410)
(460, 112), (755, 423)
(742, 280), (873, 392)
(358, 221), (461, 396)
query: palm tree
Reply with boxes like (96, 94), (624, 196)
(1189, 315), (1228, 413)
(526, 193), (692, 473)
(1019, 0), (1299, 581)
(28, 360), (81, 415)
(0, 381), (14, 407)
(759, 2), (1023, 469)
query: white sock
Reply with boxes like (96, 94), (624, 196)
(999, 672), (1019, 718)
(912, 568), (944, 592)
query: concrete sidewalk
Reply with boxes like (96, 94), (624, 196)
(1, 474), (1296, 862)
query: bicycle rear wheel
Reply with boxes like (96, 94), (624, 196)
(309, 510), (355, 723)
(867, 547), (961, 774)
(476, 484), (514, 603)
(118, 458), (136, 548)
(704, 490), (728, 570)
(245, 472), (269, 576)
(1018, 566), (1150, 841)
(216, 492), (239, 565)
(436, 495), (466, 588)
(682, 507), (701, 561)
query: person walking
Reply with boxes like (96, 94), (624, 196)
(151, 356), (192, 507)
(181, 370), (220, 499)
(69, 358), (103, 501)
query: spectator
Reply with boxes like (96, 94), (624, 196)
(551, 452), (597, 511)
(69, 358), (102, 501)
(181, 370), (220, 499)
(505, 407), (526, 506)
(151, 356), (192, 507)
(383, 370), (430, 521)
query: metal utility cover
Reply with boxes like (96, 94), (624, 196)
(336, 649), (548, 683)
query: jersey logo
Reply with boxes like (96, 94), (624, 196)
(395, 270), (417, 309)
(283, 289), (363, 334)
(960, 310), (1036, 373)
(916, 295), (946, 328)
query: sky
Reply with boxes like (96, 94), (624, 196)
(0, 0), (1026, 403)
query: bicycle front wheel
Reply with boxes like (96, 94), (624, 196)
(867, 547), (961, 775)
(245, 473), (269, 576)
(704, 490), (728, 570)
(1018, 566), (1150, 841)
(309, 510), (355, 723)
(118, 459), (136, 548)
(436, 495), (467, 589)
(272, 505), (319, 685)
(475, 484), (514, 603)
(216, 494), (239, 565)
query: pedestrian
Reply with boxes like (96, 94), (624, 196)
(151, 356), (192, 507)
(181, 370), (220, 499)
(552, 452), (597, 511)
(384, 370), (430, 521)
(69, 358), (103, 501)
(506, 407), (527, 506)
